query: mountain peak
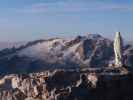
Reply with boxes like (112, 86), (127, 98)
(86, 33), (102, 39)
(0, 34), (132, 73)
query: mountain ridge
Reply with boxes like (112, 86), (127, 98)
(0, 34), (132, 74)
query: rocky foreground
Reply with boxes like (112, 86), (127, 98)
(0, 67), (132, 100)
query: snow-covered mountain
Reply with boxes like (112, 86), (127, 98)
(0, 34), (132, 73)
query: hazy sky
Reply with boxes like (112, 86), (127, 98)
(0, 0), (132, 42)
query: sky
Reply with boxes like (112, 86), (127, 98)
(0, 0), (133, 42)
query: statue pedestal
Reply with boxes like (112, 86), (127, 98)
(104, 67), (129, 75)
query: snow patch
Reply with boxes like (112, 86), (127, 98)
(18, 38), (65, 59)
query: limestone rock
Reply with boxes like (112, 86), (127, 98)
(0, 70), (132, 100)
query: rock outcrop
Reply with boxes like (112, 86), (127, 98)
(0, 68), (132, 100)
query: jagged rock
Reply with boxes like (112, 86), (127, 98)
(0, 69), (132, 100)
(11, 76), (20, 89)
(87, 73), (98, 88)
(12, 89), (26, 100)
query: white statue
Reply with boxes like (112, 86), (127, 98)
(114, 32), (123, 67)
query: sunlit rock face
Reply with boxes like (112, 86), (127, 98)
(114, 32), (123, 68)
(0, 69), (132, 100)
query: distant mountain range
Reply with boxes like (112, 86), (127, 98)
(0, 34), (132, 74)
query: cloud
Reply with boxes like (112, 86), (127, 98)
(17, 1), (89, 14)
(16, 1), (133, 14)
(99, 4), (133, 11)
